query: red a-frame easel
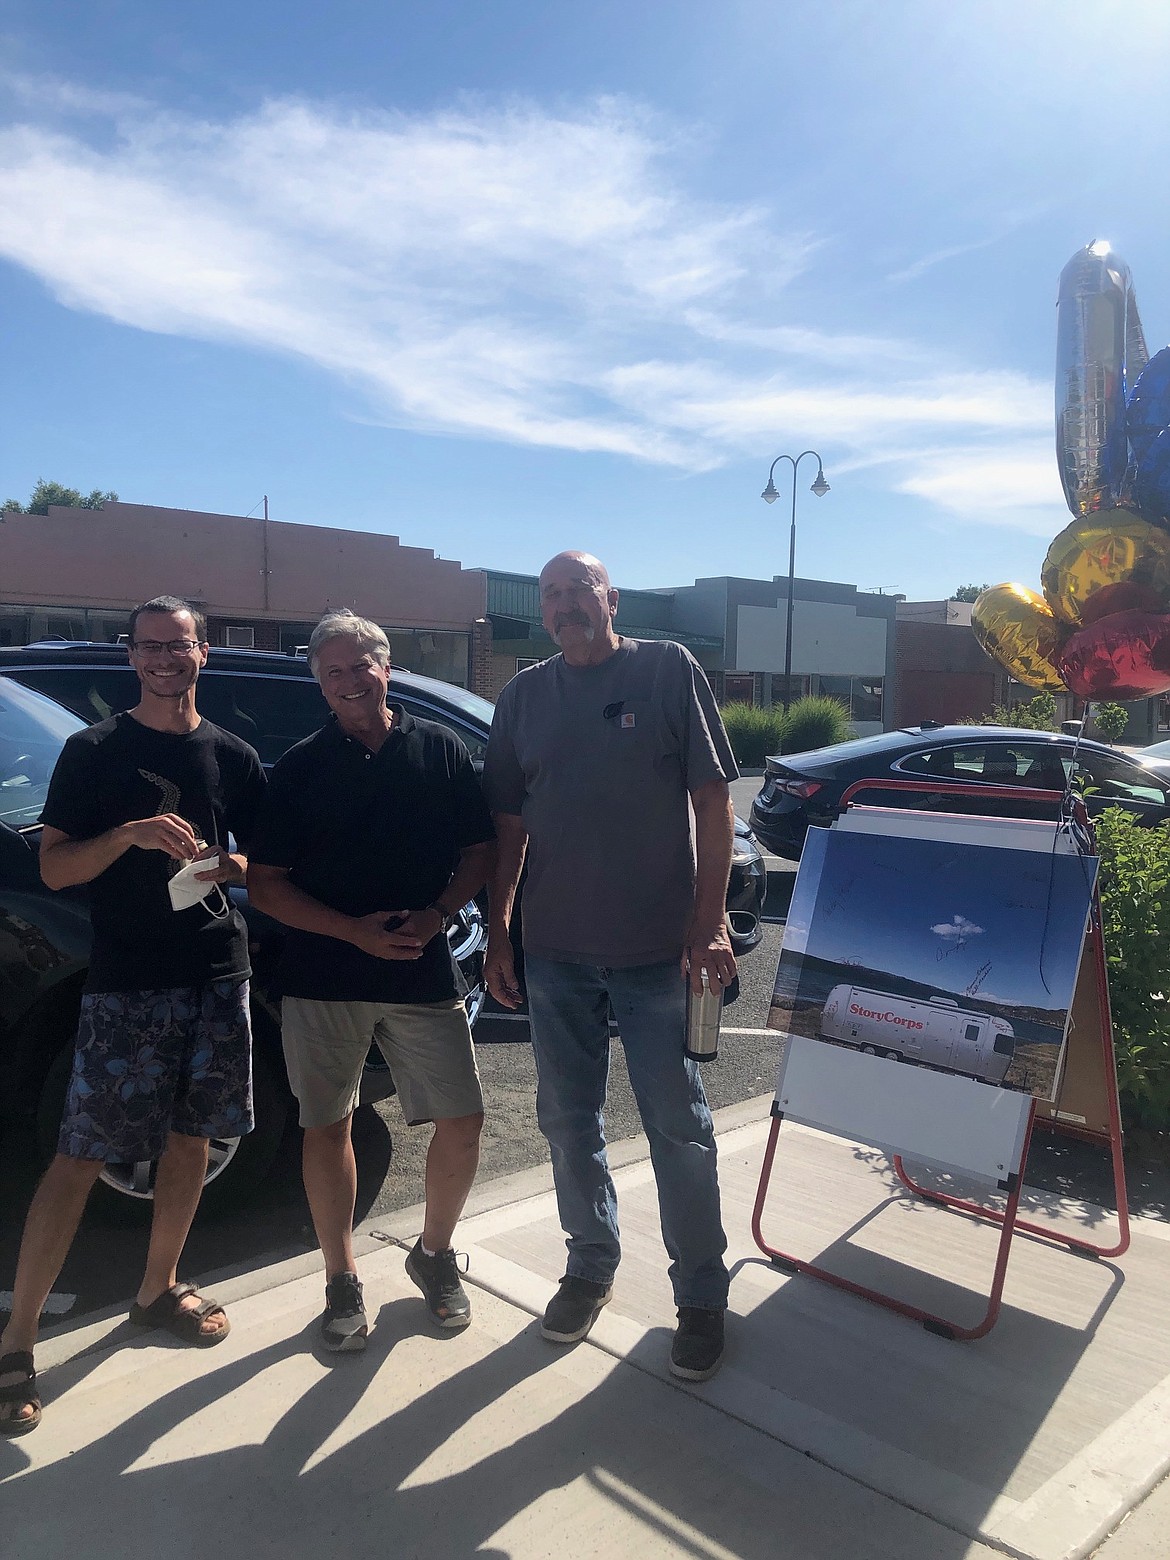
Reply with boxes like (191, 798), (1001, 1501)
(751, 779), (1130, 1341)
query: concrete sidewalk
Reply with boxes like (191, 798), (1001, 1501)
(3, 1097), (1168, 1560)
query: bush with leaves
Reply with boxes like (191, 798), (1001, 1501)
(718, 703), (786, 767)
(1094, 807), (1170, 1132)
(986, 690), (1059, 731)
(1094, 702), (1129, 744)
(781, 695), (853, 755)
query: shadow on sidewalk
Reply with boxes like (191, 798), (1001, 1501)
(0, 1293), (987, 1560)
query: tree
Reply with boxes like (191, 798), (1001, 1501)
(4, 479), (118, 515)
(1095, 702), (1130, 745)
(953, 583), (991, 603)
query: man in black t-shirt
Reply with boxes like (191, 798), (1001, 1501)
(248, 610), (495, 1352)
(0, 598), (265, 1438)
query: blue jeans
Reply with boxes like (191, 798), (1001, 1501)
(525, 955), (729, 1311)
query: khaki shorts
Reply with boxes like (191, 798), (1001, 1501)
(281, 996), (483, 1129)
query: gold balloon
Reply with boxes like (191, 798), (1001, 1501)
(971, 584), (1069, 691)
(1041, 508), (1170, 625)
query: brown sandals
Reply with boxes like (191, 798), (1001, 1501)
(0, 1350), (42, 1436)
(129, 1282), (230, 1346)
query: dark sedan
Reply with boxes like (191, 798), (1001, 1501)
(749, 724), (1170, 860)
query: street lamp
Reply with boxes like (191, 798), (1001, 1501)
(761, 451), (830, 712)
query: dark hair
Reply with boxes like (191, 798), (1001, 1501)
(128, 596), (208, 645)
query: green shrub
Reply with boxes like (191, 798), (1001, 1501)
(1095, 702), (1129, 744)
(718, 702), (786, 767)
(1095, 807), (1170, 1132)
(986, 690), (1059, 731)
(781, 695), (853, 755)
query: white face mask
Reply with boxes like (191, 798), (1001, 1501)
(167, 857), (218, 912)
(166, 841), (229, 917)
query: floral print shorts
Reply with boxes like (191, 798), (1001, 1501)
(58, 980), (254, 1162)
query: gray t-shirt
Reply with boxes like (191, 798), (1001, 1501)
(482, 638), (738, 966)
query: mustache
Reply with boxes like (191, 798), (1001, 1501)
(551, 612), (595, 644)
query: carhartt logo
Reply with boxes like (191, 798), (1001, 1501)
(621, 712), (636, 728)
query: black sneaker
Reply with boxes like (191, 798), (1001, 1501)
(320, 1272), (368, 1353)
(669, 1307), (725, 1381)
(541, 1275), (613, 1343)
(405, 1240), (472, 1329)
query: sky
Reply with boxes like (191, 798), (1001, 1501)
(3, 1), (1170, 598)
(781, 828), (1093, 1013)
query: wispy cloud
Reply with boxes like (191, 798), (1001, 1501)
(895, 442), (1067, 534)
(930, 914), (984, 942)
(0, 85), (1057, 518)
(886, 235), (1003, 285)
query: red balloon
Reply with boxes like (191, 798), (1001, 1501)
(1056, 609), (1170, 700)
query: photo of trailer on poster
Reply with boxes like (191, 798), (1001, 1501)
(767, 811), (1099, 1102)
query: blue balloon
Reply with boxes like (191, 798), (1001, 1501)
(1133, 425), (1170, 529)
(1126, 346), (1170, 467)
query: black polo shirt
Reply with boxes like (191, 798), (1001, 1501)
(249, 706), (494, 1003)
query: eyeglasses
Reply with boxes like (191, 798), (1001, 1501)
(132, 639), (205, 655)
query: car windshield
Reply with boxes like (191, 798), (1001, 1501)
(0, 679), (86, 828)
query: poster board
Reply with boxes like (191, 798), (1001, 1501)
(768, 809), (1098, 1104)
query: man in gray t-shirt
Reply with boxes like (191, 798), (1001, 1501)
(482, 550), (738, 1382)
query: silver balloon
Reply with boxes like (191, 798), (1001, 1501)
(1055, 240), (1148, 517)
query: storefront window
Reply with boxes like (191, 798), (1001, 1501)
(852, 679), (884, 722)
(808, 675), (883, 722)
(0, 605), (128, 645)
(385, 630), (469, 687)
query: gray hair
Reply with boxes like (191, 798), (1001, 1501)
(307, 609), (391, 678)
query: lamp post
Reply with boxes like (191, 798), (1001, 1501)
(761, 451), (830, 712)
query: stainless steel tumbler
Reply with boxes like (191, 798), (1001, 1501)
(685, 969), (722, 1062)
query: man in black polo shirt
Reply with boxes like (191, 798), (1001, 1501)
(248, 611), (494, 1351)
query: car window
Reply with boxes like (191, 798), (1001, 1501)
(900, 743), (1065, 789)
(196, 673), (329, 764)
(12, 667), (139, 725)
(0, 679), (87, 827)
(1075, 752), (1170, 806)
(6, 665), (490, 769)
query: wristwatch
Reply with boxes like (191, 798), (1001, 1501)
(428, 903), (453, 933)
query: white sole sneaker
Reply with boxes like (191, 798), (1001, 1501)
(540, 1284), (613, 1343)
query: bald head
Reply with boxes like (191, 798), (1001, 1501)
(538, 551), (611, 592)
(538, 550), (620, 667)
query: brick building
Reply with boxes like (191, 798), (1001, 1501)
(0, 501), (487, 691)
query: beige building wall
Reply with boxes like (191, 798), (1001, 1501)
(0, 502), (485, 628)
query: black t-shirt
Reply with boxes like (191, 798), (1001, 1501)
(41, 714), (266, 994)
(248, 707), (495, 1003)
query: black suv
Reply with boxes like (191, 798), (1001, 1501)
(0, 642), (766, 949)
(1, 643), (766, 1214)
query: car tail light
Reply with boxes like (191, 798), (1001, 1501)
(778, 779), (822, 799)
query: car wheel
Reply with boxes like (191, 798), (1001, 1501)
(860, 1044), (877, 1055)
(35, 1028), (292, 1223)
